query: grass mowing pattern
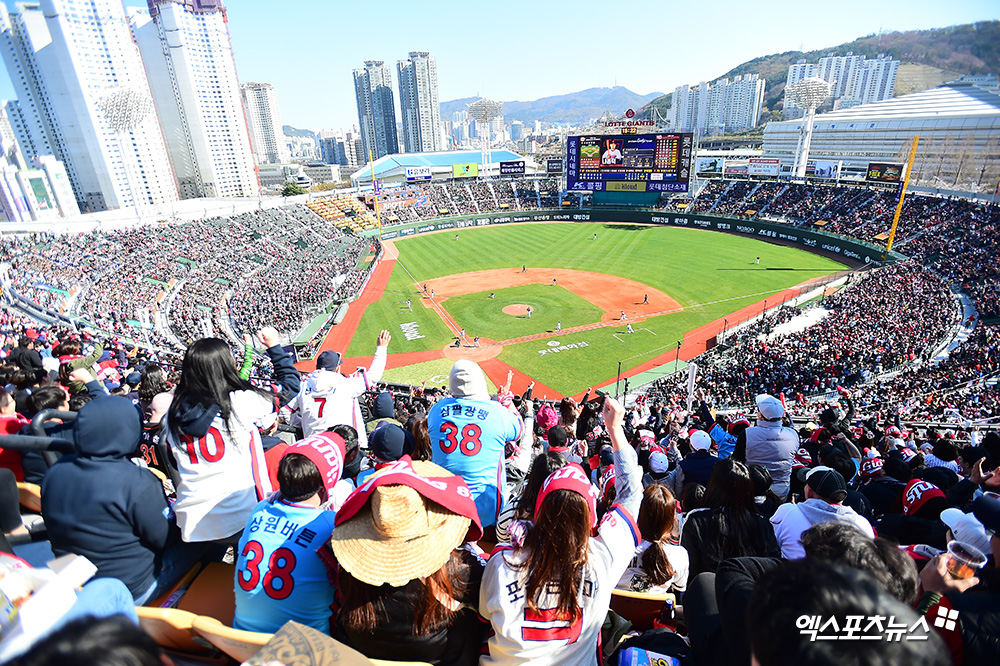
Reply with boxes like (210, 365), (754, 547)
(382, 357), (498, 393)
(441, 284), (603, 341)
(348, 223), (846, 393)
(345, 262), (454, 356)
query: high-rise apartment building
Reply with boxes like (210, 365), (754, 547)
(0, 0), (178, 212)
(397, 51), (442, 153)
(784, 54), (899, 119)
(353, 60), (399, 160)
(241, 82), (289, 165)
(669, 75), (764, 135)
(131, 0), (258, 199)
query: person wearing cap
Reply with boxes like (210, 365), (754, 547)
(289, 330), (391, 448)
(355, 423), (416, 487)
(234, 433), (344, 634)
(666, 429), (717, 499)
(429, 360), (524, 530)
(858, 455), (911, 519)
(875, 479), (950, 549)
(642, 450), (671, 488)
(331, 458), (487, 665)
(735, 394), (799, 500)
(479, 396), (641, 666)
(364, 391), (403, 437)
(770, 466), (874, 559)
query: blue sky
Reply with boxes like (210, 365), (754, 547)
(2, 0), (998, 131)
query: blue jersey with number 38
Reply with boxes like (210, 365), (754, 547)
(234, 500), (337, 634)
(429, 397), (522, 528)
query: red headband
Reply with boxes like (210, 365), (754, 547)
(535, 465), (601, 531)
(282, 432), (345, 503)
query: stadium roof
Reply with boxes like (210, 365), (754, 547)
(352, 149), (525, 181)
(801, 83), (1000, 123)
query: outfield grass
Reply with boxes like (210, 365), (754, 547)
(441, 284), (603, 341)
(382, 357), (498, 393)
(345, 263), (454, 357)
(346, 223), (846, 394)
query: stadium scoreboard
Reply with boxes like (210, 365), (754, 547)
(567, 133), (692, 192)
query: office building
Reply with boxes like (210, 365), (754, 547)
(131, 1), (258, 199)
(669, 74), (765, 135)
(784, 54), (899, 119)
(353, 60), (399, 160)
(241, 82), (290, 165)
(397, 51), (442, 153)
(0, 0), (178, 212)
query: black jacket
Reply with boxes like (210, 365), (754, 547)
(41, 394), (170, 598)
(681, 507), (780, 578)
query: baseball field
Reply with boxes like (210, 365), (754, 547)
(317, 222), (847, 399)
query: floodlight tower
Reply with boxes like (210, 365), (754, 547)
(786, 77), (831, 179)
(99, 86), (156, 216)
(467, 98), (503, 176)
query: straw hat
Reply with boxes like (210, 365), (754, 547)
(331, 460), (471, 587)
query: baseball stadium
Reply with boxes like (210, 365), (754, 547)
(1, 3), (1000, 663)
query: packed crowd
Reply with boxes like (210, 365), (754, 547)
(0, 206), (368, 349)
(681, 263), (958, 410)
(2, 316), (997, 665)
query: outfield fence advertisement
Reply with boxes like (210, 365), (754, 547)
(452, 163), (479, 178)
(696, 157), (724, 175)
(500, 160), (525, 175)
(405, 167), (432, 182)
(366, 208), (898, 265)
(866, 162), (905, 184)
(748, 158), (780, 177)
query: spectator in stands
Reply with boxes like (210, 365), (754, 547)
(666, 430), (717, 499)
(430, 361), (525, 530)
(41, 394), (209, 603)
(8, 336), (43, 377)
(0, 387), (29, 480)
(875, 478), (949, 549)
(480, 397), (639, 665)
(234, 433), (344, 634)
(290, 331), (390, 447)
(771, 466), (874, 559)
(365, 391), (403, 437)
(164, 327), (300, 542)
(131, 363), (170, 422)
(681, 458), (779, 577)
(618, 483), (688, 595)
(53, 337), (103, 396)
(747, 560), (948, 666)
(332, 458), (486, 665)
(735, 394), (798, 499)
(356, 423), (416, 486)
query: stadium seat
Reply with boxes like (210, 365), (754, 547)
(16, 482), (41, 513)
(190, 616), (270, 663)
(176, 561), (236, 625)
(147, 562), (204, 609)
(609, 588), (676, 631)
(136, 606), (207, 655)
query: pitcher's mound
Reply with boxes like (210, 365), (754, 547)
(502, 304), (531, 316)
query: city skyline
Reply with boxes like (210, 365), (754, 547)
(0, 0), (996, 131)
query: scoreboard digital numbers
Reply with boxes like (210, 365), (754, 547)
(567, 133), (693, 193)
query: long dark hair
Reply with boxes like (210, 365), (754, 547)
(638, 484), (678, 586)
(513, 451), (568, 522)
(137, 363), (170, 402)
(339, 550), (467, 634)
(698, 458), (772, 559)
(516, 489), (591, 621)
(168, 338), (270, 438)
